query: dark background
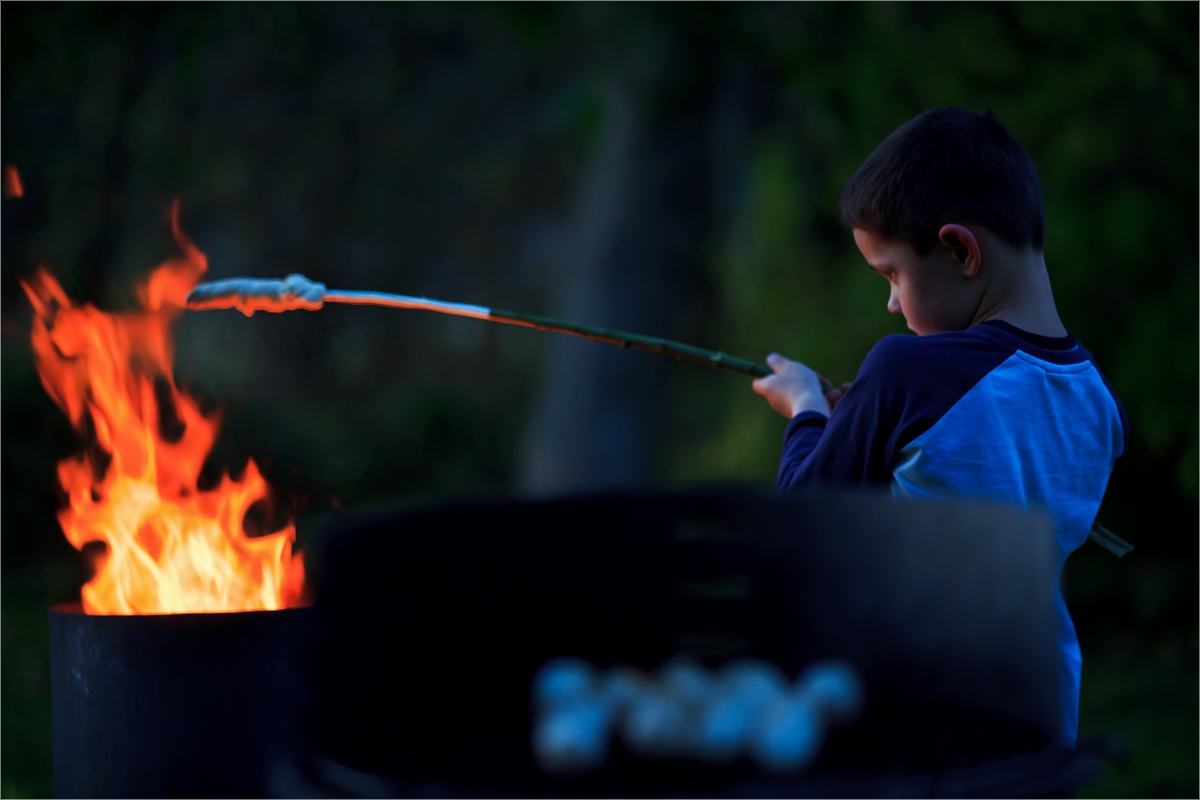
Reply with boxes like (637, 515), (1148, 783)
(2, 4), (1195, 797)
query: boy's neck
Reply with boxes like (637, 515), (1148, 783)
(971, 247), (1068, 338)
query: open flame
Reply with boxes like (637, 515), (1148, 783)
(22, 203), (305, 614)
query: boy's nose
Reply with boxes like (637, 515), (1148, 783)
(887, 289), (902, 315)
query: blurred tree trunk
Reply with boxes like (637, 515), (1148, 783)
(519, 66), (710, 494)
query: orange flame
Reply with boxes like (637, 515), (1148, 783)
(4, 165), (23, 199)
(22, 202), (306, 614)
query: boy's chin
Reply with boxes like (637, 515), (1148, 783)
(906, 318), (934, 335)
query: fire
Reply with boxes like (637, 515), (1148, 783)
(22, 202), (306, 614)
(3, 165), (23, 199)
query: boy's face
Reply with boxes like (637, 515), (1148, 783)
(853, 228), (980, 335)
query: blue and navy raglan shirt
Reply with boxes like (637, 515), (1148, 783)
(777, 320), (1128, 745)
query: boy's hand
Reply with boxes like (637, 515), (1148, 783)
(752, 353), (832, 419)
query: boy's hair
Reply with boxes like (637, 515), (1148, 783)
(840, 107), (1045, 254)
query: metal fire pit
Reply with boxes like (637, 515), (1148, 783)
(298, 488), (1099, 798)
(49, 603), (313, 799)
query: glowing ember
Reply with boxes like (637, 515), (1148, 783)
(21, 202), (305, 614)
(3, 165), (23, 199)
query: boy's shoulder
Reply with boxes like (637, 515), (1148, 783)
(860, 321), (1100, 381)
(852, 323), (1126, 450)
(857, 327), (1014, 393)
(864, 328), (1001, 362)
(832, 326), (1128, 489)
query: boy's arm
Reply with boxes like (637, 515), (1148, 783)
(775, 377), (900, 492)
(759, 339), (915, 492)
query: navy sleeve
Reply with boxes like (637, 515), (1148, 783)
(775, 411), (829, 487)
(776, 333), (1010, 493)
(776, 337), (909, 491)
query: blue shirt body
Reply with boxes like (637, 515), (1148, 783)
(777, 320), (1128, 745)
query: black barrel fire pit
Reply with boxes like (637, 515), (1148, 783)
(49, 604), (313, 799)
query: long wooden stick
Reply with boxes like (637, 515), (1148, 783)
(187, 276), (773, 378)
(1087, 522), (1134, 558)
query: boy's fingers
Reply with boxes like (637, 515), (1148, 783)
(766, 353), (789, 373)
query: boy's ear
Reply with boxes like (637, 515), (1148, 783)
(938, 224), (982, 278)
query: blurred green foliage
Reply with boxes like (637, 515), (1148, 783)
(2, 4), (1195, 797)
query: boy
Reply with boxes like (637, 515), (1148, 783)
(752, 107), (1127, 746)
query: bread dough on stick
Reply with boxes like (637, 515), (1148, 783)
(185, 274), (326, 317)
